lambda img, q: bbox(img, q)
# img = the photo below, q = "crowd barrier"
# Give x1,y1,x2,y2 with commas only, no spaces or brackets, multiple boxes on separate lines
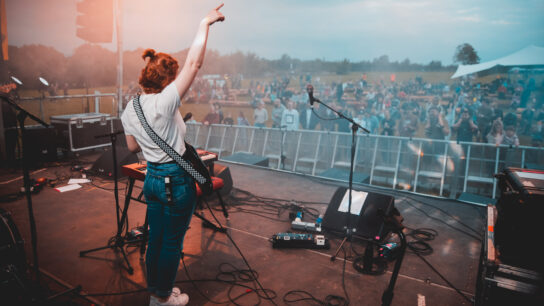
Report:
9,93,543,203
185,122,544,202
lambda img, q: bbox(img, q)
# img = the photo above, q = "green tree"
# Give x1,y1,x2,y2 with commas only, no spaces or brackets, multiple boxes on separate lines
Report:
336,58,351,75
65,44,116,88
453,43,480,65
427,60,443,71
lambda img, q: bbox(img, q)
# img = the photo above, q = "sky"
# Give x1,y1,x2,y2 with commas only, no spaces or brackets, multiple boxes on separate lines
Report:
5,0,544,65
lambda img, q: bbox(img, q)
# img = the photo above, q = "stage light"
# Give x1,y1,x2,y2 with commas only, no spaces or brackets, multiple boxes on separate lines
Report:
10,76,23,85
39,77,49,86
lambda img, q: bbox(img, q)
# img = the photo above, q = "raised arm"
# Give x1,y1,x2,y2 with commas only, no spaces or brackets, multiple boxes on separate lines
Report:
174,4,225,99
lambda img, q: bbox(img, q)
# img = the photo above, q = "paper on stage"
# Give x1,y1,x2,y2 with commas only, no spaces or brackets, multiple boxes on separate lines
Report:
337,190,368,215
55,184,82,192
68,178,91,184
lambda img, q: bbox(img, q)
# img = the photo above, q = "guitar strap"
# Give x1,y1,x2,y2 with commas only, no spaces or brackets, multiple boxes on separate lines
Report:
132,94,213,195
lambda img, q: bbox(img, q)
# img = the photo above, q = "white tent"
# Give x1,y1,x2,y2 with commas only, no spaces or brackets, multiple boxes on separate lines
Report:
451,45,544,79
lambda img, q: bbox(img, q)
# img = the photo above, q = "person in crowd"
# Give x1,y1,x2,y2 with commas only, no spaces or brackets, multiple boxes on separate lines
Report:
425,105,450,140
352,110,369,134
398,106,419,138
476,98,494,142
355,108,379,134
519,100,535,136
380,109,396,136
271,99,285,128
335,104,352,133
336,82,344,103
452,108,478,142
503,106,518,129
466,96,481,122
281,100,300,131
316,99,336,131
299,103,319,130
63,82,69,96
203,103,221,125
253,100,268,127
237,111,250,126
223,112,234,125
486,118,504,145
502,125,520,146
422,96,443,123
120,5,224,306
367,107,380,134
182,112,196,123
214,102,224,123
497,82,507,99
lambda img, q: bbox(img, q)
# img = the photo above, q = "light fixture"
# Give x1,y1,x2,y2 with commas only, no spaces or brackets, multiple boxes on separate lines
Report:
10,76,23,85
39,77,49,86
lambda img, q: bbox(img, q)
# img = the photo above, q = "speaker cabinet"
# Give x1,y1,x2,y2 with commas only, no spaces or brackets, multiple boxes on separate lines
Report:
91,146,139,178
323,187,395,241
24,125,58,165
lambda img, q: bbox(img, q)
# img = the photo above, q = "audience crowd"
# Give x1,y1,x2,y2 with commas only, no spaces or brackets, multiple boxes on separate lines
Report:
192,73,544,147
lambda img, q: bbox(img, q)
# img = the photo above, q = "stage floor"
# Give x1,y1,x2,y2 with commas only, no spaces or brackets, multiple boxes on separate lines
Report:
0,152,485,305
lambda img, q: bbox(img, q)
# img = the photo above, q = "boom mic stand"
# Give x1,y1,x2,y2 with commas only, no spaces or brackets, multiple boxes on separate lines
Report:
79,131,136,274
305,85,370,261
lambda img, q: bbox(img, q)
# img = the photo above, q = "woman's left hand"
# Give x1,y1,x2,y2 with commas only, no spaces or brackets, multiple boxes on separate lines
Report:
205,3,225,25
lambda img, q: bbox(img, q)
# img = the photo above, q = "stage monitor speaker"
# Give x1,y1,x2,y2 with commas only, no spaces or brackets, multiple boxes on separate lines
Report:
319,168,369,184
91,146,138,178
222,152,269,167
494,167,544,273
323,187,395,242
213,162,233,197
25,125,58,164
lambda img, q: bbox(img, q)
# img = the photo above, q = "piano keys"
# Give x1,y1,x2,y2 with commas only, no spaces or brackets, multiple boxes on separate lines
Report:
121,149,218,181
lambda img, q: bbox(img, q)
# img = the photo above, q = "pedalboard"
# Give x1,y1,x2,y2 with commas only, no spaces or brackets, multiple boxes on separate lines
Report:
290,212,323,233
271,233,330,249
291,219,322,232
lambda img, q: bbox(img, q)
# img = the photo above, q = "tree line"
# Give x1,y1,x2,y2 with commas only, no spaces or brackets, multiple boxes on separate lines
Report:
4,44,458,90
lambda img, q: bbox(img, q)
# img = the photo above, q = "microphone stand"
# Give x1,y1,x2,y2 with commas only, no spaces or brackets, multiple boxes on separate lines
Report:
0,93,82,301
306,87,370,261
279,125,287,170
79,131,136,274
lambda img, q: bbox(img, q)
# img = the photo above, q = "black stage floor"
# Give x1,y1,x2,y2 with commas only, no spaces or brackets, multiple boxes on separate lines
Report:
0,152,486,305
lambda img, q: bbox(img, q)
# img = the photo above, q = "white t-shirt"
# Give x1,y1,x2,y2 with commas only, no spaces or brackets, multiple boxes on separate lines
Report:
253,108,268,124
121,82,186,163
281,109,299,131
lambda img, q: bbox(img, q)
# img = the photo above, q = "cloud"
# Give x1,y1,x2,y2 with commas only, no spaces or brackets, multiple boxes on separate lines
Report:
490,20,518,25
455,15,482,23
456,7,480,14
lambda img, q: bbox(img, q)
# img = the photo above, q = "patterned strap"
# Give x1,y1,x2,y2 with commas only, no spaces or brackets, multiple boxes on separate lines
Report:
132,95,207,184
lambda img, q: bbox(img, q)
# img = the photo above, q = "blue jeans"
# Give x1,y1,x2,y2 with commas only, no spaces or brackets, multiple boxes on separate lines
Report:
143,162,196,297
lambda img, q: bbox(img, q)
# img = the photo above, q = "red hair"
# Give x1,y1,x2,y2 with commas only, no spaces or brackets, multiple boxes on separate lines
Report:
139,49,179,94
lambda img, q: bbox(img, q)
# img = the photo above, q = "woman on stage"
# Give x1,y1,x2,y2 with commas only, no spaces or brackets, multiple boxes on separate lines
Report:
120,4,225,306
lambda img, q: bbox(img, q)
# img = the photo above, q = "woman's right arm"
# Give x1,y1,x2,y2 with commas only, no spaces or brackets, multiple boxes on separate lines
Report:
126,135,141,153
174,4,225,99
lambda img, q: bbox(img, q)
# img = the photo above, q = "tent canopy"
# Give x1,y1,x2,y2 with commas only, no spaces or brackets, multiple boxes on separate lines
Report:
451,45,544,79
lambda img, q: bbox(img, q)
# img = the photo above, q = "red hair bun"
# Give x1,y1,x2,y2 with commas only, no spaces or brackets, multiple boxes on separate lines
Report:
142,49,156,61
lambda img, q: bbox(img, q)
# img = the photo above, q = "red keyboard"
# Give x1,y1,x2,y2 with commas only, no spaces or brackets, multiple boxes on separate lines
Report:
122,149,218,181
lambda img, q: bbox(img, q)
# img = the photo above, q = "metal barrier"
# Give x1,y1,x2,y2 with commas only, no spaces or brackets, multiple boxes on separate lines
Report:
19,93,118,122
185,122,544,201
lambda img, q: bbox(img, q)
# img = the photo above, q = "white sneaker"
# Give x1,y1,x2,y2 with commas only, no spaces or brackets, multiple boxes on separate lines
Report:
149,289,189,306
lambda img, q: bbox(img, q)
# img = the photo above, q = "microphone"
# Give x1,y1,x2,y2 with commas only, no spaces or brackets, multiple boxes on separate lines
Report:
306,84,314,106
